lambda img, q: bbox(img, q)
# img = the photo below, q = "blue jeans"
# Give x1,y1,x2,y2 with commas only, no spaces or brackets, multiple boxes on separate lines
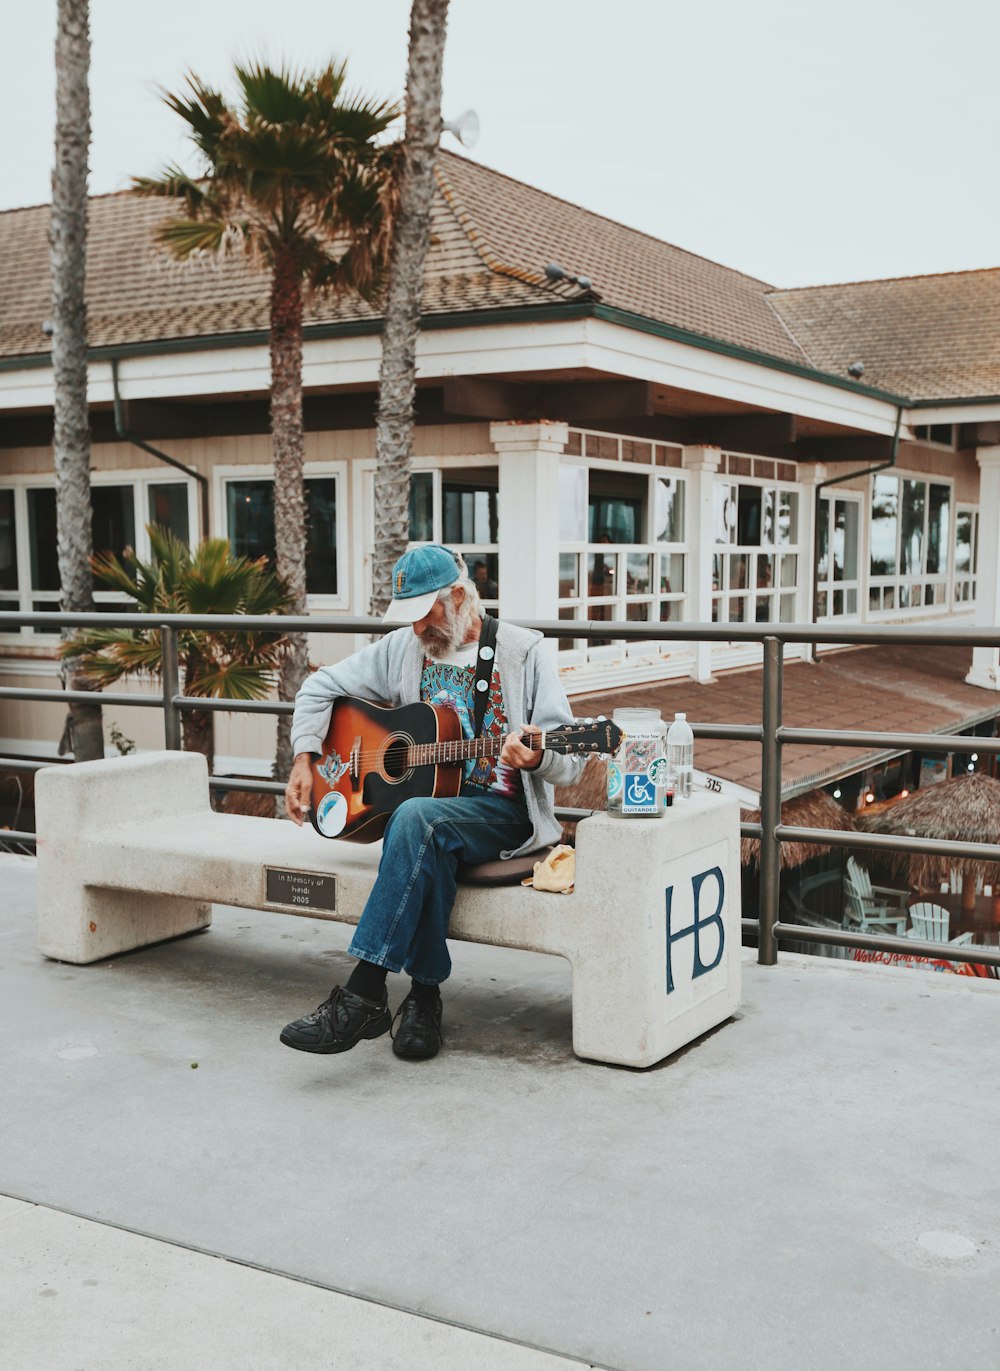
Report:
347,793,533,985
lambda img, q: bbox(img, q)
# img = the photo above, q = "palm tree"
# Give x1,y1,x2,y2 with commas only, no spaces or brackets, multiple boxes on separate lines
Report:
370,0,451,614
51,0,103,761
61,526,292,784
133,61,399,791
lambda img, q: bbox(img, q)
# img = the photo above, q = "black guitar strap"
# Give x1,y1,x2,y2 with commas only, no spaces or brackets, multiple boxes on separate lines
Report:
472,614,499,739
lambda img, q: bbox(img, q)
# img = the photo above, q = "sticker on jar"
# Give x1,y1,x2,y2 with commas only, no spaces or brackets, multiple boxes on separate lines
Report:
606,762,623,799
622,772,658,814
648,757,672,787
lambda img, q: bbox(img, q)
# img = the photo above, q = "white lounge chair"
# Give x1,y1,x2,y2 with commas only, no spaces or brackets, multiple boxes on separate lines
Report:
907,901,975,946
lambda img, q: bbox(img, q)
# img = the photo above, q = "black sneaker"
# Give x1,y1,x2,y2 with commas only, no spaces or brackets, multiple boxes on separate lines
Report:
391,992,443,1060
280,985,391,1054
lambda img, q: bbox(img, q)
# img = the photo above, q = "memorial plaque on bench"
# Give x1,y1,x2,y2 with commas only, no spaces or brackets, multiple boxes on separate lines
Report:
264,867,338,914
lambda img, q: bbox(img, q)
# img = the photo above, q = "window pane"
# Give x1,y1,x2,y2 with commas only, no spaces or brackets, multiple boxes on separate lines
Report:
588,468,644,543
779,593,795,622
871,474,898,575
28,488,59,591
470,555,499,600
926,484,950,575
91,486,136,583
736,485,763,545
626,553,652,594
558,605,579,652
660,552,684,594
817,503,829,579
408,473,433,542
955,511,972,573
713,482,735,544
777,490,798,545
305,478,338,595
148,484,190,545
780,555,797,589
833,500,859,581
443,479,498,544
900,480,926,575
756,554,773,591
0,490,17,590
559,466,587,541
559,552,578,598
654,477,684,543
761,488,775,545
227,480,275,563
587,550,615,595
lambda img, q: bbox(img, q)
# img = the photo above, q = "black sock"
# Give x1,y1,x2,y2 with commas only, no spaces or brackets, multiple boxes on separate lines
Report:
346,960,388,1002
409,979,440,1007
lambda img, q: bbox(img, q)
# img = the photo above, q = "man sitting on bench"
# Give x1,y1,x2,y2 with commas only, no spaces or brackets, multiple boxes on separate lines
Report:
280,544,584,1061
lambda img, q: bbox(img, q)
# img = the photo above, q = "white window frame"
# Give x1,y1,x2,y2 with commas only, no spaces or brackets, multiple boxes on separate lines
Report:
556,451,689,668
0,469,198,643
215,461,350,611
358,455,500,615
867,470,953,616
817,491,863,622
711,468,802,628
953,504,979,607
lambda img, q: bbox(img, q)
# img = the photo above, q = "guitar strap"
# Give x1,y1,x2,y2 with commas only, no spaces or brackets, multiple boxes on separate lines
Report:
472,614,499,739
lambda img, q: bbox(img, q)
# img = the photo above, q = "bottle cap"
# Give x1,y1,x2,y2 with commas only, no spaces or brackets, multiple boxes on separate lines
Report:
675,712,686,721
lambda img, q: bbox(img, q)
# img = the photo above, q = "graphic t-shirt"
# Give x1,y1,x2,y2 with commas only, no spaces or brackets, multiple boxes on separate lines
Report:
420,643,524,801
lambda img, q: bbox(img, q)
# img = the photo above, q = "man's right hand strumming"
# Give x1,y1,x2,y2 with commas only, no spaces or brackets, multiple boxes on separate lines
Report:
285,753,314,826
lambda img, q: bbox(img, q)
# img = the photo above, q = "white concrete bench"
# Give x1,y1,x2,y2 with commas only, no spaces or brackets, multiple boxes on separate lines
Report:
35,751,742,1068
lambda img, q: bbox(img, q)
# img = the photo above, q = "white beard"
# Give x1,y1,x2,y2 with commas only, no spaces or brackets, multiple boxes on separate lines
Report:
419,596,469,660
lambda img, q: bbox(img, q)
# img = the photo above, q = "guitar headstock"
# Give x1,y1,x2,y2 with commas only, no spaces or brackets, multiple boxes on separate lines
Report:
543,716,623,757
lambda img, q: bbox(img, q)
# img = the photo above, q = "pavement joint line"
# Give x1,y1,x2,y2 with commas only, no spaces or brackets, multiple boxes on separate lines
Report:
0,1190,615,1371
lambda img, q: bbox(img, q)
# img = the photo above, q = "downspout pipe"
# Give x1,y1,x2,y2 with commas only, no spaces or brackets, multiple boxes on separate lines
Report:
111,358,210,541
811,402,904,645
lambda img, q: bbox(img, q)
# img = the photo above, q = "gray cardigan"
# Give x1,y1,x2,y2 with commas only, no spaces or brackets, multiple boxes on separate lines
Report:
290,621,586,857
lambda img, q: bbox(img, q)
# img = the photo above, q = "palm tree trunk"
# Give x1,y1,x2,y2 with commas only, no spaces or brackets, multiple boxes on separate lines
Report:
270,246,308,800
370,0,450,615
51,0,103,761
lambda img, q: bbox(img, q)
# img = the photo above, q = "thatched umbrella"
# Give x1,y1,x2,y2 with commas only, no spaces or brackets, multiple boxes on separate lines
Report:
855,772,1000,903
741,788,856,869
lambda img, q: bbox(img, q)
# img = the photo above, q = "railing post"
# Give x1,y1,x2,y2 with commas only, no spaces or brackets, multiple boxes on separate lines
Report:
758,636,783,965
161,625,181,751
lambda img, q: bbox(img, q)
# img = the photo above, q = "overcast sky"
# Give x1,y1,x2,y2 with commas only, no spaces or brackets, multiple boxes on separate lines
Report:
5,0,998,288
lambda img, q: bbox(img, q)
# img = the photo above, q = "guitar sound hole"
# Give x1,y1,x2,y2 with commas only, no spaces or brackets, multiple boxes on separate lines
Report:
381,737,410,781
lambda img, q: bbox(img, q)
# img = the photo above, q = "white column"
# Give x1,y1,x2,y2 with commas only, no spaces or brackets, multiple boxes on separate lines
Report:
492,421,567,631
965,446,1000,690
682,445,721,683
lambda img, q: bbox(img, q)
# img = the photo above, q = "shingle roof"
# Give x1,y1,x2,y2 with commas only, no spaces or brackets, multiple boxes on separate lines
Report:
1,149,997,402
768,270,1000,402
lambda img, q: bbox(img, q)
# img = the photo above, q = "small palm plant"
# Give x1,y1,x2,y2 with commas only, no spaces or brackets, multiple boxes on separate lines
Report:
61,526,292,780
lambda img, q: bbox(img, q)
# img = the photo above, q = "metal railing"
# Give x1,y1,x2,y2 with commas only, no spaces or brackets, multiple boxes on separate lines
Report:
3,609,1000,972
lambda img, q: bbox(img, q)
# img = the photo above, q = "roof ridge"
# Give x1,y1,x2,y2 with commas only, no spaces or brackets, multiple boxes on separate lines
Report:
770,264,1000,295
0,186,142,218
436,148,780,292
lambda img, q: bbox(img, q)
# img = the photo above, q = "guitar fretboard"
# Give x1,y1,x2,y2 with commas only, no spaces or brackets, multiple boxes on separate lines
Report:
406,736,541,768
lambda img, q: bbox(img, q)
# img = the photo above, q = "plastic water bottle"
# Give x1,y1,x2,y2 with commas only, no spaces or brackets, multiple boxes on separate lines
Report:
667,712,694,799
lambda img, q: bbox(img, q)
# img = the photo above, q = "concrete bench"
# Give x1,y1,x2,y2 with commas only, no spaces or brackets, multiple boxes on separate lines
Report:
35,751,742,1068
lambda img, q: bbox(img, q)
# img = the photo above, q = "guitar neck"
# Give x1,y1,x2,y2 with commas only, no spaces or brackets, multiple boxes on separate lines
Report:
408,734,542,768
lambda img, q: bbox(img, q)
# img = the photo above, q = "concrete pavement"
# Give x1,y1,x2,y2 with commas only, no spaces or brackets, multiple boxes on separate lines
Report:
2,853,1000,1370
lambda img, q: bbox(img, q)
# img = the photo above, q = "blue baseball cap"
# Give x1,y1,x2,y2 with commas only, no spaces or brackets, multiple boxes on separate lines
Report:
382,544,464,623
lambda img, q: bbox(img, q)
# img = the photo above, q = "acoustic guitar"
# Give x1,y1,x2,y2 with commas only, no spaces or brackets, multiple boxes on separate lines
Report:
309,696,623,843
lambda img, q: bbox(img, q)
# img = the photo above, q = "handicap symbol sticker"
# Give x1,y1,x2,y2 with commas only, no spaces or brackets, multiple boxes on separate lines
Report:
622,771,658,815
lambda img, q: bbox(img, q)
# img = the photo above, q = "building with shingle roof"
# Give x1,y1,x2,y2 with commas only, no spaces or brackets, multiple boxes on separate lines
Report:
2,149,999,796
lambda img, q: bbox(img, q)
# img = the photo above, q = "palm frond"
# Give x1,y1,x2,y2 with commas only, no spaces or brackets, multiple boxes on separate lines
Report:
235,61,312,126
186,664,279,700
159,75,230,161
131,166,209,218
156,217,234,259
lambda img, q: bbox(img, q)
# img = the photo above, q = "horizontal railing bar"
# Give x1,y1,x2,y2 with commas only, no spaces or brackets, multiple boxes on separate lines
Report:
691,723,764,741
779,726,1000,754
0,686,164,708
740,822,763,838
173,696,294,715
3,609,1000,648
776,824,1000,863
0,831,38,845
773,921,1000,968
209,777,284,795
0,756,69,772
